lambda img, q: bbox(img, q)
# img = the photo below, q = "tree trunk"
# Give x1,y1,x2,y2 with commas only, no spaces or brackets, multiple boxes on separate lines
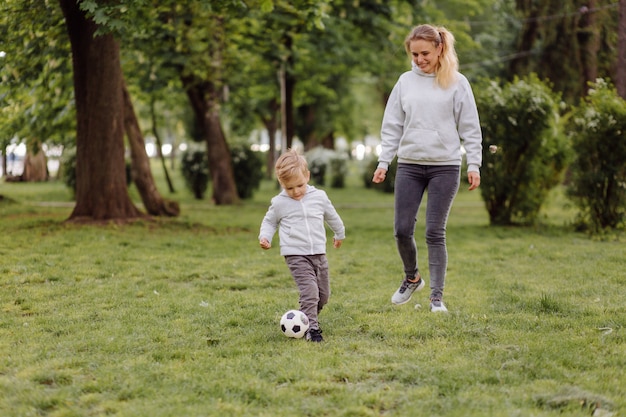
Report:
299,104,318,151
1,150,6,178
22,147,48,182
285,57,296,150
617,0,626,98
122,81,180,217
261,99,279,179
59,0,143,222
509,2,540,78
183,78,239,205
149,94,175,194
578,0,600,95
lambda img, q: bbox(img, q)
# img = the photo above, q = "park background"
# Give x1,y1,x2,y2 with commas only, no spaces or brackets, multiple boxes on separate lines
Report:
1,1,626,416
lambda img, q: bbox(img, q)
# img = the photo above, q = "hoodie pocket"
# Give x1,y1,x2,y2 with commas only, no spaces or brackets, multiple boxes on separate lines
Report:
397,128,453,161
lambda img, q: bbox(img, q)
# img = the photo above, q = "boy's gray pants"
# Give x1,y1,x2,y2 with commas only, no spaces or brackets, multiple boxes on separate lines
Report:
284,254,329,331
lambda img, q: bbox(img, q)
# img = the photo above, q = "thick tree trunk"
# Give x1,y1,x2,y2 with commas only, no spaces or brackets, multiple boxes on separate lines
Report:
22,148,48,182
578,0,600,95
59,0,143,222
183,78,239,205
617,0,626,98
509,2,540,78
122,82,180,217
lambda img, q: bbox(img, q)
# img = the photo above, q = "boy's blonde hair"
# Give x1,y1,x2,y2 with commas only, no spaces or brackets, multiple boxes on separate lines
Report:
275,149,308,183
404,24,458,89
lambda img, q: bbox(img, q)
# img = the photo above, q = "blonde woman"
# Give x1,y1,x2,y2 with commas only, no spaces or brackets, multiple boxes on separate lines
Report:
372,24,483,312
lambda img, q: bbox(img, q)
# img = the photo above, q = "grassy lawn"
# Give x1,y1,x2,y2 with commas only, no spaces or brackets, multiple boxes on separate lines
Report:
0,163,624,417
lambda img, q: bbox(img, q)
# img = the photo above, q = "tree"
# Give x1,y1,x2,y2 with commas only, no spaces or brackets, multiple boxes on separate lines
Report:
59,0,143,221
122,81,180,216
509,0,620,102
0,0,75,180
617,0,626,98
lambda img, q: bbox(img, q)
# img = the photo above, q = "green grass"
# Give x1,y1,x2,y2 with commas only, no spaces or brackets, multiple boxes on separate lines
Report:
1,164,624,417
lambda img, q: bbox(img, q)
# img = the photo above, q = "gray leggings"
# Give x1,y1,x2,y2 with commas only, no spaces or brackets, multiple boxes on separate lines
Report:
284,254,329,331
394,164,460,300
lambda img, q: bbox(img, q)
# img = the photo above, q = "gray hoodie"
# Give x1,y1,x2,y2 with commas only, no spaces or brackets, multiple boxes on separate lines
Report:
259,185,345,256
378,64,482,173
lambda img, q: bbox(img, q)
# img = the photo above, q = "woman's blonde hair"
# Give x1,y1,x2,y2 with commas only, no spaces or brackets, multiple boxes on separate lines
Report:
275,148,308,183
404,24,458,89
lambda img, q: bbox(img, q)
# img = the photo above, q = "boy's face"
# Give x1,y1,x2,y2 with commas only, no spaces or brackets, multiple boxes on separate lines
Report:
279,171,310,201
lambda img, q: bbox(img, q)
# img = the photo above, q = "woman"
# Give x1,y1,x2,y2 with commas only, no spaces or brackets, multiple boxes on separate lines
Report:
372,24,482,312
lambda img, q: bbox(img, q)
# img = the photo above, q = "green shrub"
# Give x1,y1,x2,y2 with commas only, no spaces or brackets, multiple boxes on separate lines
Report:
565,79,626,233
61,147,77,194
329,155,348,188
182,145,264,200
306,147,330,186
181,150,210,200
305,147,348,189
231,144,264,199
475,74,570,225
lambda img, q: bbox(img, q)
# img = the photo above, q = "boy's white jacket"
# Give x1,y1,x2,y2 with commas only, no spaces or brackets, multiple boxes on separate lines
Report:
259,185,345,256
378,63,483,173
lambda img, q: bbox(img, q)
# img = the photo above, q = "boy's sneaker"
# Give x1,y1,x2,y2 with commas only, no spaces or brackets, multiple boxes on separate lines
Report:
430,298,448,313
306,328,323,342
391,274,425,305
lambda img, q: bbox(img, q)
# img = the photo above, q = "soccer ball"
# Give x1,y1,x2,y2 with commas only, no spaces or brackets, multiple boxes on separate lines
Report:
280,310,309,338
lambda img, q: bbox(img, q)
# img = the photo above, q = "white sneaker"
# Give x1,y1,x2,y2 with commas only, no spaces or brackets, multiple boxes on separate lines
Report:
430,298,448,312
391,275,425,305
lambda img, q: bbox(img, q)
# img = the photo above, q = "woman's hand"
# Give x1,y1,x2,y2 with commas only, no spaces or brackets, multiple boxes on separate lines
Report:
372,168,387,184
468,171,481,191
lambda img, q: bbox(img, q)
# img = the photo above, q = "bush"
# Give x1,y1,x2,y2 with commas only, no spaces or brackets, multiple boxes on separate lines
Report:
61,147,77,193
475,74,570,225
230,145,264,199
565,79,626,233
305,147,348,189
181,145,264,201
181,150,210,200
329,155,348,188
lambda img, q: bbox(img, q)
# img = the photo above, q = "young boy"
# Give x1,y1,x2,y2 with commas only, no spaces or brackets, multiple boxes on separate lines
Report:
259,149,345,342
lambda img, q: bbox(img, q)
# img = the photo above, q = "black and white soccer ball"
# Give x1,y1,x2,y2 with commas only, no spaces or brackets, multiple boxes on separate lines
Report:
280,310,309,338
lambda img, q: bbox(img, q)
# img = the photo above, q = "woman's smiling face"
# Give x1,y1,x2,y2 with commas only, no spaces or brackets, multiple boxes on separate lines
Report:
409,39,442,74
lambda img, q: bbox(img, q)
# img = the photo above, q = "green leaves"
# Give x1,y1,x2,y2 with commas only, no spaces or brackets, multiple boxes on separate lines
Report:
475,74,569,225
566,79,626,232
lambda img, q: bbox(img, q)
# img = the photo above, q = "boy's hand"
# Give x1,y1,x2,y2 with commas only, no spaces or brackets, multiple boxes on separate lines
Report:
333,238,343,249
259,238,271,250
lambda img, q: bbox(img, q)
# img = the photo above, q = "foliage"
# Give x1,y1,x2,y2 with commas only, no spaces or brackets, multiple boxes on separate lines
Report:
304,147,348,188
0,178,625,416
60,147,77,194
230,144,264,199
475,73,570,225
180,149,210,200
508,0,620,103
0,0,75,151
180,142,264,201
329,155,349,188
565,79,626,233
